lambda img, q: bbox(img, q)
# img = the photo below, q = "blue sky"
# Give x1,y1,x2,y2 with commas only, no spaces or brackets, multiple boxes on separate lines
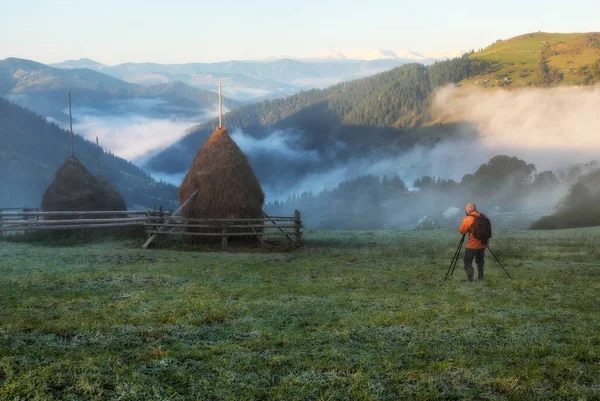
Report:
0,0,598,64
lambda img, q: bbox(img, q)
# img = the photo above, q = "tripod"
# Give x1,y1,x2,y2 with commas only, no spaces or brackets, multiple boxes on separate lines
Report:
444,234,465,281
487,246,512,279
444,235,512,281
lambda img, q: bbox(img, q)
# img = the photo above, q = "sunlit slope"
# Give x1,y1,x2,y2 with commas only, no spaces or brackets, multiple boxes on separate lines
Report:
462,32,600,87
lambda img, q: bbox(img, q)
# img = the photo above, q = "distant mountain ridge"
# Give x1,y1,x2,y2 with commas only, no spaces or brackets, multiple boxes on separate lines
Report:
51,58,104,69
303,49,462,62
0,58,240,122
49,56,444,101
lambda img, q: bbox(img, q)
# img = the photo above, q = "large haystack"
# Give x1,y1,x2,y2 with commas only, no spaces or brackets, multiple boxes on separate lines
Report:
179,127,264,237
97,176,127,211
41,157,126,213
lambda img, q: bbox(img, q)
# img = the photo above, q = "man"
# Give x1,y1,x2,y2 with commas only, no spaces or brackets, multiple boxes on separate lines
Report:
458,203,488,282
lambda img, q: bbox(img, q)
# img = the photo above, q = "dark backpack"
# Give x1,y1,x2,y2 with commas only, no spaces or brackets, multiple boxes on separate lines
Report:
471,214,492,244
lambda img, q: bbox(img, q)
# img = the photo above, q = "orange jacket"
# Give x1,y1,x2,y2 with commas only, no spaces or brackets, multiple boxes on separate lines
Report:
459,211,488,249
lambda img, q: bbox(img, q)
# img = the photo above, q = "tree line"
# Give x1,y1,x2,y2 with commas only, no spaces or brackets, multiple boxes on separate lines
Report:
266,155,598,230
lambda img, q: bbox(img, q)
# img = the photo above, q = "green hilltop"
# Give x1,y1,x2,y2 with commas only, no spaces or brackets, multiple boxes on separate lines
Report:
462,32,600,87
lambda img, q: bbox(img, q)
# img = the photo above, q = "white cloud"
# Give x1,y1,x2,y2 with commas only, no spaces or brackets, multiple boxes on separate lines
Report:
74,115,197,161
231,129,320,162
65,99,218,162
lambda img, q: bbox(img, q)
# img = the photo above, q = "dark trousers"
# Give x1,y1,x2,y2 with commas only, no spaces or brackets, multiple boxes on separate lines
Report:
464,248,485,280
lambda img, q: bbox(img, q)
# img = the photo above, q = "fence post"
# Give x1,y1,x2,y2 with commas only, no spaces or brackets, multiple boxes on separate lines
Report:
145,212,151,240
221,227,228,251
294,209,302,246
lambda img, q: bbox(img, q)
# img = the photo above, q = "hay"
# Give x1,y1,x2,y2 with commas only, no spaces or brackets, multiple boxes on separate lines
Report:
41,157,126,214
178,128,264,241
97,176,127,211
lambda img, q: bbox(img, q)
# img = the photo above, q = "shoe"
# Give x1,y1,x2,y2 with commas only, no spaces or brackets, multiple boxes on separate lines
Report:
460,279,473,282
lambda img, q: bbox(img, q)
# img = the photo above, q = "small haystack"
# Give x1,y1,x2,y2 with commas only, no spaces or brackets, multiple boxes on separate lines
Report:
41,157,126,213
179,127,264,239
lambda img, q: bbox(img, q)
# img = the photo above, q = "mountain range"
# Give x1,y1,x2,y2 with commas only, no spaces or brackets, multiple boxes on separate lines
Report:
50,55,435,102
0,58,240,124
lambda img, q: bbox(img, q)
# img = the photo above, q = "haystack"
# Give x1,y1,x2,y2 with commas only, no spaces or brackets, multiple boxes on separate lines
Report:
97,176,127,211
41,157,126,214
179,127,264,240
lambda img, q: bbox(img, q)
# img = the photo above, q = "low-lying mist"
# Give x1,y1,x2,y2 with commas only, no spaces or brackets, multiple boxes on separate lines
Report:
129,85,600,229
433,85,600,171
264,85,600,227
64,99,221,163
259,86,600,204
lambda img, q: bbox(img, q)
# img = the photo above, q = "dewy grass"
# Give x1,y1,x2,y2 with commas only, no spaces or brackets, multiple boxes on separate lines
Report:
1,228,599,400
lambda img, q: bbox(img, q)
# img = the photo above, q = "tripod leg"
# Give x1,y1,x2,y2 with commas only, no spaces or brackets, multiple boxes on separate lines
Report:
487,246,512,279
444,245,459,281
444,234,465,281
444,252,457,281
450,238,464,277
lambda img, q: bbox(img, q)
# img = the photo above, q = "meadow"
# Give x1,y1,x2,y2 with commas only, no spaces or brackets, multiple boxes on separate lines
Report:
1,228,599,400
462,32,600,87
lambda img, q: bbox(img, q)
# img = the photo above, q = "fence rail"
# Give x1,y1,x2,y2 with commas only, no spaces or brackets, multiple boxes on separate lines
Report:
0,208,303,248
0,210,148,217
146,217,296,222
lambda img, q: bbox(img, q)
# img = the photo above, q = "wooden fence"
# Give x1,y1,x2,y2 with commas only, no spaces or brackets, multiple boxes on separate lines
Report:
0,209,302,249
0,208,41,236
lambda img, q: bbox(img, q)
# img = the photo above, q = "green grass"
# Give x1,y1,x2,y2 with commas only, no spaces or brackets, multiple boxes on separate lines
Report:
1,228,600,400
462,32,600,87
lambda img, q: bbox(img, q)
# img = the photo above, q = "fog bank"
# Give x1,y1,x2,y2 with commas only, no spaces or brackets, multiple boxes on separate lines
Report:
433,85,600,171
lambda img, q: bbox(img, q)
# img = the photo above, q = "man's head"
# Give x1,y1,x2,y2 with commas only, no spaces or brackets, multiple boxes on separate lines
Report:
466,203,477,214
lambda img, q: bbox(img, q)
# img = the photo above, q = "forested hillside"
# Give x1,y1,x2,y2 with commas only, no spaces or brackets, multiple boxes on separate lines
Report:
149,32,600,179
158,53,485,133
147,54,490,175
0,99,177,208
147,32,600,210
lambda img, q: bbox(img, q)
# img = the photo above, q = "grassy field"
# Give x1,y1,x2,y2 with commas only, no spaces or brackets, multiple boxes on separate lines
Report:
461,32,600,87
1,228,599,400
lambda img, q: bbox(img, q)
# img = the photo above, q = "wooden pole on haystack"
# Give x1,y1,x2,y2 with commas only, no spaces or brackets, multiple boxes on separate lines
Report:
96,137,100,176
218,80,222,129
68,89,74,158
